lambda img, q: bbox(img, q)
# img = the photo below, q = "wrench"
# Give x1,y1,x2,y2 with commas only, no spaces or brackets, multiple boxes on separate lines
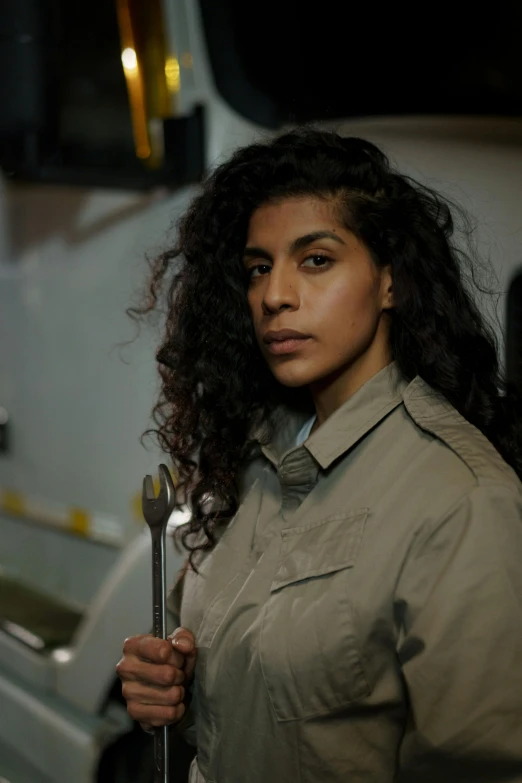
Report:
142,463,176,783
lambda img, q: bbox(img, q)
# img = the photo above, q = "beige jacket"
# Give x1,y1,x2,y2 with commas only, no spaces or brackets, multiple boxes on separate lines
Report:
168,362,522,783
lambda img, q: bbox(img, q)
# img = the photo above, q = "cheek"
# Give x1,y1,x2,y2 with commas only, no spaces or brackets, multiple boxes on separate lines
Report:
247,292,263,338
246,289,256,315
314,277,379,329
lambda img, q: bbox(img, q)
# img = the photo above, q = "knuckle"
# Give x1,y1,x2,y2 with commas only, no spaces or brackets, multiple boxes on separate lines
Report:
156,640,171,662
169,685,182,704
161,665,176,687
146,638,166,663
122,636,138,654
141,637,155,654
115,660,128,679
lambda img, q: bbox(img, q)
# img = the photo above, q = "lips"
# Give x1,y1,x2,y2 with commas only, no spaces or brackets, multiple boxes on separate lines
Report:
265,336,311,355
263,329,310,344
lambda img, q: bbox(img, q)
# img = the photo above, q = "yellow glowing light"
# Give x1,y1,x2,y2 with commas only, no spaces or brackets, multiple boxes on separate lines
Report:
136,144,150,159
181,52,193,69
165,56,180,93
121,47,138,71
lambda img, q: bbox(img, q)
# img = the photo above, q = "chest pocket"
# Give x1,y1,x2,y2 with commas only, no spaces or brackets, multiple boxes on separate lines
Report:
259,508,370,721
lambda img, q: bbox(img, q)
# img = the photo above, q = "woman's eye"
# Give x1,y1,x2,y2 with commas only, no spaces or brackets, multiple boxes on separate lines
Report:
248,255,331,280
302,254,331,269
248,264,270,279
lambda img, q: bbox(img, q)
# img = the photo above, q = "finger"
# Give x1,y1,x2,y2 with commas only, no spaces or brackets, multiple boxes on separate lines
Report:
127,701,185,727
169,627,196,655
131,640,185,670
122,682,185,707
122,634,175,665
182,646,197,683
136,636,179,665
122,634,151,657
117,659,185,688
169,628,197,682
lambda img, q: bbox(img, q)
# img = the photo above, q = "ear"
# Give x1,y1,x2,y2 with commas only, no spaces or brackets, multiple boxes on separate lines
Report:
381,265,394,309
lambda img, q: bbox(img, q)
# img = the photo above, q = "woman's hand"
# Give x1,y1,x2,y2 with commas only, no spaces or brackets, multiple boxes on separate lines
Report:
116,627,196,731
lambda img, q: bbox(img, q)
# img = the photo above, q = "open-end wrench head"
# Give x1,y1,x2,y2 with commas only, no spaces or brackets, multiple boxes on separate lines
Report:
143,474,155,502
142,463,176,528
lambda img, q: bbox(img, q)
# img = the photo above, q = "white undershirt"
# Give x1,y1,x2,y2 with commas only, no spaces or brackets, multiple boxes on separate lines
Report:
295,414,317,447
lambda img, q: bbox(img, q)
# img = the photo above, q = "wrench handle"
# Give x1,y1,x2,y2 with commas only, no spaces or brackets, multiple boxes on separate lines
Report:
151,528,169,782
154,726,169,783
151,530,167,639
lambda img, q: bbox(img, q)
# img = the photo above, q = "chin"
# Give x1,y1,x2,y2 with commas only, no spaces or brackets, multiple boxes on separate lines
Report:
271,367,323,389
275,377,309,389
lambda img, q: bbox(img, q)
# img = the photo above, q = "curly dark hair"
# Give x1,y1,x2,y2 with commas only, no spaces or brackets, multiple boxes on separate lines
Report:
132,127,522,564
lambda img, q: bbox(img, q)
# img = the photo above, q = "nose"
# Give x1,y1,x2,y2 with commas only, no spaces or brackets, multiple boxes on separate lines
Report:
261,263,299,314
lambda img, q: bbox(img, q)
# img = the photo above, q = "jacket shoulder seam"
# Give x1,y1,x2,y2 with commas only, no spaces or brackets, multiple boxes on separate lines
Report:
402,379,519,491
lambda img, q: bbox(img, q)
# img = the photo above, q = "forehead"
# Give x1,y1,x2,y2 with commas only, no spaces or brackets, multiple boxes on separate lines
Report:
247,197,341,239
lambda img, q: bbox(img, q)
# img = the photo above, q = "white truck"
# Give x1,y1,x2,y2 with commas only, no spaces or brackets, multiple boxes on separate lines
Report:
0,2,521,781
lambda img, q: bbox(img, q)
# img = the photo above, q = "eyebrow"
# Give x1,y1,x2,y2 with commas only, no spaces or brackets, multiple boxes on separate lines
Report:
243,231,346,262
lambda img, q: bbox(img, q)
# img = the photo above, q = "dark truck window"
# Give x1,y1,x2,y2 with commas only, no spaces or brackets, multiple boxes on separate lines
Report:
200,0,522,127
506,272,522,388
56,0,135,173
0,0,203,188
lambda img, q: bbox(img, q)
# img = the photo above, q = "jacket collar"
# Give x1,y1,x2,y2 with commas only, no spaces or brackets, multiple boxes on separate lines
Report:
251,361,411,470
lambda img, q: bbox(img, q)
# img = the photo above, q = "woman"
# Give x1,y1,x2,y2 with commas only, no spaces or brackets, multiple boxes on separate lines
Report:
117,128,522,782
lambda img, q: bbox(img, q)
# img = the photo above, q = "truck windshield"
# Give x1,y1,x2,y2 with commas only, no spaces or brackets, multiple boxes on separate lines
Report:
199,0,522,127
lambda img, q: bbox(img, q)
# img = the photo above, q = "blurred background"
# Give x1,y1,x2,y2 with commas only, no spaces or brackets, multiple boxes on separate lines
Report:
0,1,521,781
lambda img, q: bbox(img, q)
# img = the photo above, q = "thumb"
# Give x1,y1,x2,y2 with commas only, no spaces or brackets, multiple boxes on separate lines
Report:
169,626,195,654
169,627,197,681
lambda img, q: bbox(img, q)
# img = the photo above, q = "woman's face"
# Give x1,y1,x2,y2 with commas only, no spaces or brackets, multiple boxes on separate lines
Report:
244,196,394,414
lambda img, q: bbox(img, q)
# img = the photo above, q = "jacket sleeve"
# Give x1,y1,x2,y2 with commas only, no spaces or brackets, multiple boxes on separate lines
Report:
166,561,197,747
395,483,522,782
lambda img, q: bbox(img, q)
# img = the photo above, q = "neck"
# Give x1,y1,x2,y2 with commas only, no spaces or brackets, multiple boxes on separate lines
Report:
309,349,393,431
